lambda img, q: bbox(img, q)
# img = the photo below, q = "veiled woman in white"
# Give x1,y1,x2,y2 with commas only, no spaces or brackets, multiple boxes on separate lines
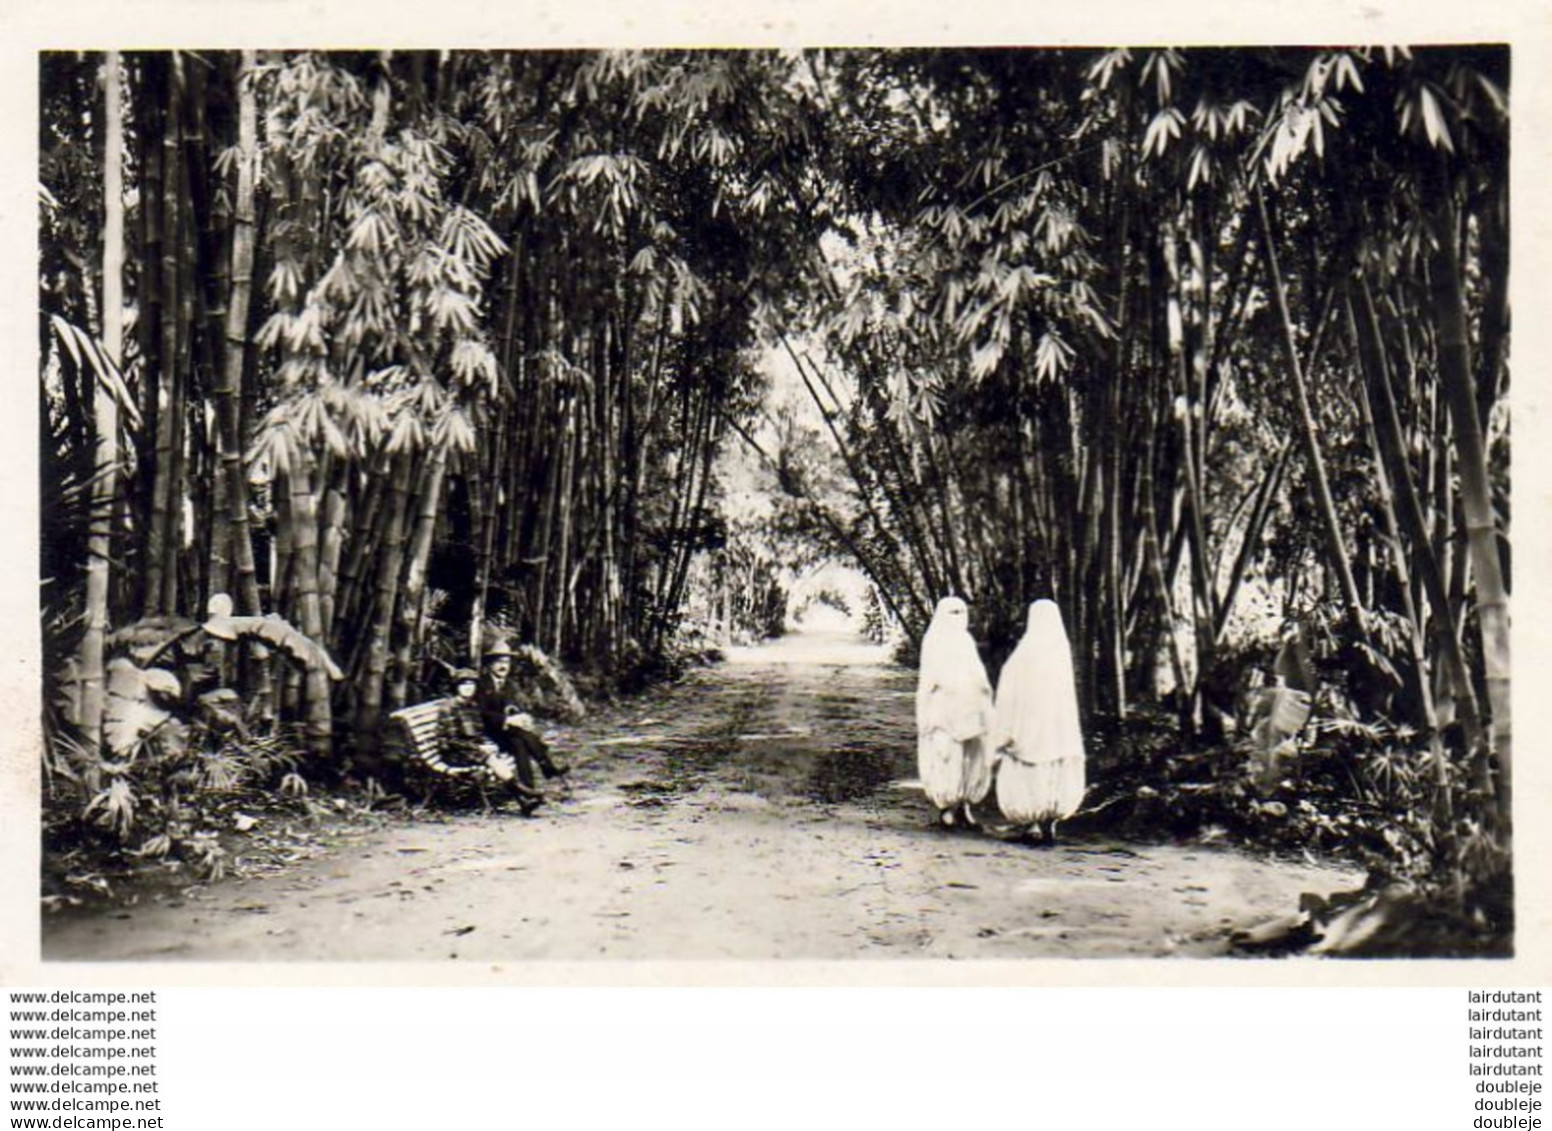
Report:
992,599,1086,844
915,596,995,828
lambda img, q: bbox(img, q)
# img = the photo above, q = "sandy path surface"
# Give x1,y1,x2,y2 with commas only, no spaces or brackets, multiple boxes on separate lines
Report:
43,630,1362,962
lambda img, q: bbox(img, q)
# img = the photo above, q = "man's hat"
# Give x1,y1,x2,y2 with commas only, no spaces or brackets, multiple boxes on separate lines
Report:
482,639,517,663
452,667,479,683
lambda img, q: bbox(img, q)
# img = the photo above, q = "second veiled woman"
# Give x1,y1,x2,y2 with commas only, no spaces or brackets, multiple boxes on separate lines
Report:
915,596,995,828
992,599,1086,844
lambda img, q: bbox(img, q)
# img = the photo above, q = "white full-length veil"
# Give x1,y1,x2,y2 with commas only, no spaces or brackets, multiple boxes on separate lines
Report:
916,597,992,742
993,599,1083,768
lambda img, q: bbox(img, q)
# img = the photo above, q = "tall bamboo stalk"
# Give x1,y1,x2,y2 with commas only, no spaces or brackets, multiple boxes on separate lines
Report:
132,54,165,607
354,452,413,752
333,466,387,658
1351,282,1485,763
390,445,448,707
181,54,225,613
1161,226,1217,710
318,472,348,627
145,56,184,616
76,51,124,746
1349,313,1450,817
1254,186,1366,632
1425,170,1511,824
283,451,332,756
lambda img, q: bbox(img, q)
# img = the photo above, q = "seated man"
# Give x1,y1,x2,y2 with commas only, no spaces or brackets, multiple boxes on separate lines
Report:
478,641,571,793
441,667,544,816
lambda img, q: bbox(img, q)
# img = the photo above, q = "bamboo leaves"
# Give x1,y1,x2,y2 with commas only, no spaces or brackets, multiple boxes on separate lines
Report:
439,205,508,269
448,339,499,395
1401,83,1456,154
1033,331,1074,385
48,315,142,430
1142,107,1184,159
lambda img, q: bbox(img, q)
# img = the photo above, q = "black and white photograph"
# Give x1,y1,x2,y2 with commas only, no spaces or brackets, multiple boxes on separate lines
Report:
29,41,1524,967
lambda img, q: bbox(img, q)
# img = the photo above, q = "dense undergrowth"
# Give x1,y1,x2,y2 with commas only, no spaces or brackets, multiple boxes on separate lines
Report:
40,615,603,909
1076,707,1511,957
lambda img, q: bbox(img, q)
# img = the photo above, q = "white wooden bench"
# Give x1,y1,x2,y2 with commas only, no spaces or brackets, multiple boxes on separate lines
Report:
386,698,506,808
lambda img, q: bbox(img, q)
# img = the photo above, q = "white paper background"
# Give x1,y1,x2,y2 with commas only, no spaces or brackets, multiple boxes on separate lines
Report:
2,2,1549,1119
22,987,1477,1127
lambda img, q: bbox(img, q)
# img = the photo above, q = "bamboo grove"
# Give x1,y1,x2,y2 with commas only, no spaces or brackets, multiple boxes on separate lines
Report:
43,50,817,766
762,48,1509,839
42,49,1509,875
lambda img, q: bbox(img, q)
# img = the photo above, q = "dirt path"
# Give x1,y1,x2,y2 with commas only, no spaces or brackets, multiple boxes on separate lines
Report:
43,629,1362,962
